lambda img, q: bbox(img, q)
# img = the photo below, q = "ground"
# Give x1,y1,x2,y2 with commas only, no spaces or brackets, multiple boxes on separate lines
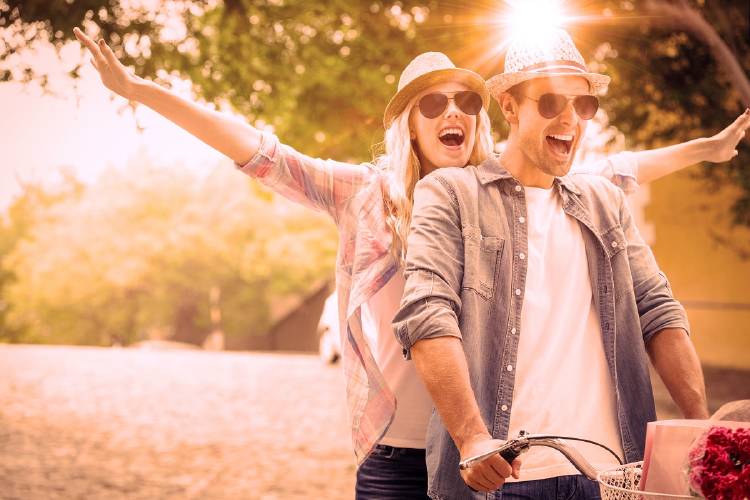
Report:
0,345,747,499
0,345,355,500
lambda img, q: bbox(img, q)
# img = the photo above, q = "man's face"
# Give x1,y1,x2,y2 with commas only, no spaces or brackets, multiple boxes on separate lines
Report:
409,82,478,177
514,76,592,177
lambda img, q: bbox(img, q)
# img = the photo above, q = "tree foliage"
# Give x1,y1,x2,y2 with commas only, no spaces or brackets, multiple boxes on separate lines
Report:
2,1,747,223
2,159,337,345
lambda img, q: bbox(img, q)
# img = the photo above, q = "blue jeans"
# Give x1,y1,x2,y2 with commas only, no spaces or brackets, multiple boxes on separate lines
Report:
355,445,430,500
493,475,601,500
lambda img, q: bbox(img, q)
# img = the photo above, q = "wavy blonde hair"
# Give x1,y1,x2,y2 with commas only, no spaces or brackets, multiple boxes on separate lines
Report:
375,98,494,262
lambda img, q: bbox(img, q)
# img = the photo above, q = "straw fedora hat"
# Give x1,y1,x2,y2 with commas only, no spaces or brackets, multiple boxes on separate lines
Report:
383,52,490,128
486,29,610,100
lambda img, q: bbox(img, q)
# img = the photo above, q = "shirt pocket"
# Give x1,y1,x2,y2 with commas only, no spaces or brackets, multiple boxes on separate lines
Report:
601,224,631,298
462,228,504,301
601,224,627,259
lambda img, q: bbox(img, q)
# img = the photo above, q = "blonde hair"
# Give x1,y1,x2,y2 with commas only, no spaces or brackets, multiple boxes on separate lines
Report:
376,99,494,262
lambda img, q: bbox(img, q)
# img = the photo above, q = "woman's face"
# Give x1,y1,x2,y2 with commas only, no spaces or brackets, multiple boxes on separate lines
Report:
409,81,478,177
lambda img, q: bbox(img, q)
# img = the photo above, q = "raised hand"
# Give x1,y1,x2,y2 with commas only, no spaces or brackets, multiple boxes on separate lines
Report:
703,109,750,163
73,26,141,100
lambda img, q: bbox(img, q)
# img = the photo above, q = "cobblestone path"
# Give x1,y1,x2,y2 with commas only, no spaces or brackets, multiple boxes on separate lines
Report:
0,345,355,500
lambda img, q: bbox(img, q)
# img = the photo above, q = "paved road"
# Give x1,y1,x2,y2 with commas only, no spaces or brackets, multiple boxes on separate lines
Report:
0,345,355,500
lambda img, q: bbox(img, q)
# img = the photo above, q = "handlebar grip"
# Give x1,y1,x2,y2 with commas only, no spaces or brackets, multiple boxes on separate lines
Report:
500,446,521,463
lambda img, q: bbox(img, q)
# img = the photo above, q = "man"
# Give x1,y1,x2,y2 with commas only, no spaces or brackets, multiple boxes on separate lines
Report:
392,29,708,499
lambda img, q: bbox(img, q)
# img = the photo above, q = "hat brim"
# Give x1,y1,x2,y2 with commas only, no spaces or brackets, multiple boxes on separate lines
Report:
383,68,490,129
486,71,610,101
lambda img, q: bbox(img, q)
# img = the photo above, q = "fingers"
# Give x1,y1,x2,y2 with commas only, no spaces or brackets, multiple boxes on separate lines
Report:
73,27,108,71
730,108,750,132
487,454,512,478
511,457,522,479
461,455,512,493
462,468,501,493
98,38,121,69
741,109,750,133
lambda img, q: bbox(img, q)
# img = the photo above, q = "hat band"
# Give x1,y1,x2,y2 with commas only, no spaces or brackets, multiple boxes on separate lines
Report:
517,59,588,75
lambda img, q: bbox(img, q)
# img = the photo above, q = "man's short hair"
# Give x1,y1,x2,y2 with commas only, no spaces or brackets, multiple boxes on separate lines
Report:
506,82,528,104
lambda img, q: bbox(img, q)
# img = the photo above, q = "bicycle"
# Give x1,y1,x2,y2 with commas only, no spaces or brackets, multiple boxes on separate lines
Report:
459,430,694,499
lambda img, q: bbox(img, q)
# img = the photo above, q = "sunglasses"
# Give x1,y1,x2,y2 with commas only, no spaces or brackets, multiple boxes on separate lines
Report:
523,93,599,120
417,91,484,119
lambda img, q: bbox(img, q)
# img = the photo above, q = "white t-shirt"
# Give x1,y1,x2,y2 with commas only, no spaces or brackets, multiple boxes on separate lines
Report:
506,186,624,482
362,270,433,449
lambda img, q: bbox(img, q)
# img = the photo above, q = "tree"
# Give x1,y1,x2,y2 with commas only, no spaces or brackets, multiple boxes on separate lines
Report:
1,0,431,161
4,156,337,346
587,0,750,225
0,173,84,342
2,0,748,224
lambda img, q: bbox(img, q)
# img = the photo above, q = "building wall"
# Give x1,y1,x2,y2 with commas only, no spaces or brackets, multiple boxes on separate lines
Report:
643,166,750,370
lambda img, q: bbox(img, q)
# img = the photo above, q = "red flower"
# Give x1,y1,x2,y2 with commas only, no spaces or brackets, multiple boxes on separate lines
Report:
688,426,750,499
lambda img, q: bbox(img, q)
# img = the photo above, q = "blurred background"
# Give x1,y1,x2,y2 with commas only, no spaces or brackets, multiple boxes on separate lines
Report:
0,0,748,498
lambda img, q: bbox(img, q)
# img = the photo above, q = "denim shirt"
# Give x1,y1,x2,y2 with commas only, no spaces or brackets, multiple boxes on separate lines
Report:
392,157,689,500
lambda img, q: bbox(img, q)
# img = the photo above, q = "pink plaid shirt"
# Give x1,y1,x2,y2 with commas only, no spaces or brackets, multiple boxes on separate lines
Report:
236,132,638,463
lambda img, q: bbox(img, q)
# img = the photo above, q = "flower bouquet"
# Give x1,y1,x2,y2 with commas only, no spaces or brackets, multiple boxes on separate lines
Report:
686,400,750,499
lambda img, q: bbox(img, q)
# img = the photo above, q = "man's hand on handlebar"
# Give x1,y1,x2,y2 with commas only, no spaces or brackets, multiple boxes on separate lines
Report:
459,435,522,493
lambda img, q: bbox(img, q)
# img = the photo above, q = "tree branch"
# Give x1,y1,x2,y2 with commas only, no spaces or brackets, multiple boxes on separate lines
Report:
643,0,750,107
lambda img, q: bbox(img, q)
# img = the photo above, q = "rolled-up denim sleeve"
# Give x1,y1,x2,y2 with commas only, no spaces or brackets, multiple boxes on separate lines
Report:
619,190,689,342
393,174,464,359
572,151,639,195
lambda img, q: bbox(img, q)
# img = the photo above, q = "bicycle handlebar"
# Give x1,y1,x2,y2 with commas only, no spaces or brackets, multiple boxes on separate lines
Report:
458,430,606,481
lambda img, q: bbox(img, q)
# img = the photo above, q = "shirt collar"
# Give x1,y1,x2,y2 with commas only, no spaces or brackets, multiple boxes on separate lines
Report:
477,156,582,196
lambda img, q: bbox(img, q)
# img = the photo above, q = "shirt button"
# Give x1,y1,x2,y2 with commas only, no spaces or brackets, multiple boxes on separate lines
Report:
514,185,522,192
519,252,525,260
511,327,517,335
507,365,513,372
501,405,508,411
515,289,521,296
518,216,526,224
611,241,618,248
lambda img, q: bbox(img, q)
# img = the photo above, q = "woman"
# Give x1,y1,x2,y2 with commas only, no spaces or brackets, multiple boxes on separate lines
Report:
73,26,749,499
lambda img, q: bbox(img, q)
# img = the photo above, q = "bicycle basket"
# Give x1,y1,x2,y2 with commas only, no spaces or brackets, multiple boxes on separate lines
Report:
597,462,693,500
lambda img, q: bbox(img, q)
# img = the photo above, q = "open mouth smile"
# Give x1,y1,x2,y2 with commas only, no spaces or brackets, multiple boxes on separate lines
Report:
546,133,574,156
438,127,465,147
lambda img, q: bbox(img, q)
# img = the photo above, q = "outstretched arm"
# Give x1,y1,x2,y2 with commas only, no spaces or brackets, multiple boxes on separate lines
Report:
74,26,261,165
74,26,368,217
632,109,750,184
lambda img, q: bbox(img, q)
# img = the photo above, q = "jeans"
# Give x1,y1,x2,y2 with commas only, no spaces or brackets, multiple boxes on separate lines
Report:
355,445,430,500
493,475,601,500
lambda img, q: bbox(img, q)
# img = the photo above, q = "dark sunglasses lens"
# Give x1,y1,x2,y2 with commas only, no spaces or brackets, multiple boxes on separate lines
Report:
455,91,483,115
419,93,448,119
538,94,568,119
573,95,599,119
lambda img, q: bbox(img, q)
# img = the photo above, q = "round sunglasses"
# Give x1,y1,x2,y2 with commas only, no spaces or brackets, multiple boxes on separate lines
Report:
417,91,484,119
523,93,599,120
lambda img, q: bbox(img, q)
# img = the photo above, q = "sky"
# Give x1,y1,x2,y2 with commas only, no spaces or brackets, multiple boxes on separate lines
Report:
0,40,226,210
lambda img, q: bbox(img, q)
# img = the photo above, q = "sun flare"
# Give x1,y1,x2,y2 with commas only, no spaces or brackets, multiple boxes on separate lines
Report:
503,0,570,46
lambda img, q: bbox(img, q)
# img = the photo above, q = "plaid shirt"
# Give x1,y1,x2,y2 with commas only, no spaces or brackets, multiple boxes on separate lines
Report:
236,132,639,464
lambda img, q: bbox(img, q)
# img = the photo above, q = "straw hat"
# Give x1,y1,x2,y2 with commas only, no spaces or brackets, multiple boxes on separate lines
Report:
383,52,490,128
486,29,610,100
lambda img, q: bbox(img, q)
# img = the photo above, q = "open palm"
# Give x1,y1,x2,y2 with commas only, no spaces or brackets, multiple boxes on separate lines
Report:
73,26,140,100
705,110,750,163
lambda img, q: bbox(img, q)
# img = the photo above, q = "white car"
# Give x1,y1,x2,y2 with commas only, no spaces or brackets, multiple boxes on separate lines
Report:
317,292,341,364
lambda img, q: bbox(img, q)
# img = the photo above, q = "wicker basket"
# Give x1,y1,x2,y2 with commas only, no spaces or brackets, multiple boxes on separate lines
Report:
597,461,694,500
